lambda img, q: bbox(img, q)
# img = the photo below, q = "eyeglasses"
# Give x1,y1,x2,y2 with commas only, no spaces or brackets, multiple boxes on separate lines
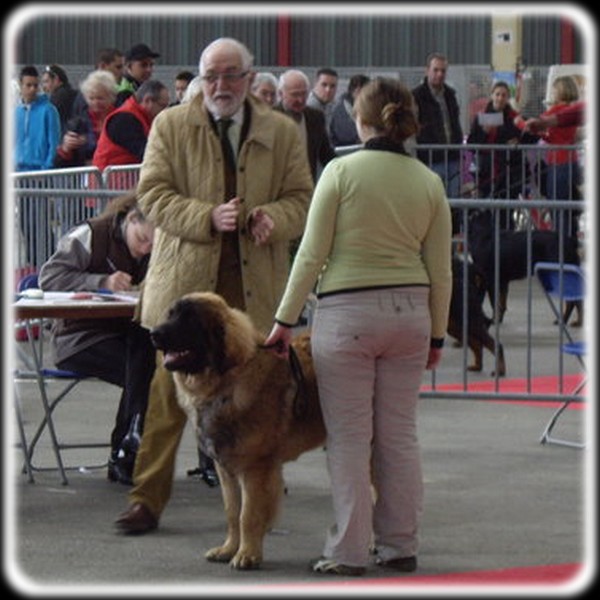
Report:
200,71,249,85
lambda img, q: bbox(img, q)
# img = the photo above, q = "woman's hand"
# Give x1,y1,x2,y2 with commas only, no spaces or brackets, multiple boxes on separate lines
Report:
61,131,86,152
104,271,133,292
425,347,443,370
263,322,293,359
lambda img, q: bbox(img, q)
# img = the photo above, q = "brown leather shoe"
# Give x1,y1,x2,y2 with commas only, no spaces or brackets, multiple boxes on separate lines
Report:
115,503,158,534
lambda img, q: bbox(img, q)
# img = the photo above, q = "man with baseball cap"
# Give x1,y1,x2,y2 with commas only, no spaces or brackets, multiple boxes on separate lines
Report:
116,43,160,106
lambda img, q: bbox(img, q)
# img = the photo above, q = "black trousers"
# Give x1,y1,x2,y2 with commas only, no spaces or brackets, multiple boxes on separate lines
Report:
57,322,156,452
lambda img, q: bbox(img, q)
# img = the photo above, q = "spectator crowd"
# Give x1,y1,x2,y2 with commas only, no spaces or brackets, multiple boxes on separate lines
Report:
14,44,586,219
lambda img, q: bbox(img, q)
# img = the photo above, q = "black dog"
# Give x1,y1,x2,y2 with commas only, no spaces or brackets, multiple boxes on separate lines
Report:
467,209,581,323
447,256,506,376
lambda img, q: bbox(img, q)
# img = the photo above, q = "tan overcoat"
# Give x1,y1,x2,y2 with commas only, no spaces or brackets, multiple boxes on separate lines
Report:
137,94,314,332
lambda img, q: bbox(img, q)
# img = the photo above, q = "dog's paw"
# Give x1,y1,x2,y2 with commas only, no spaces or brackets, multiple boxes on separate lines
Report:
205,545,236,563
229,550,262,570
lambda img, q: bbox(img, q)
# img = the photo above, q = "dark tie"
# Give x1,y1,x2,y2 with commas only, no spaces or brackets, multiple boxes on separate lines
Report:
218,118,235,169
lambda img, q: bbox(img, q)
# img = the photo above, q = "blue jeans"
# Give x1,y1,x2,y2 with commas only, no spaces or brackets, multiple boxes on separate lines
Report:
546,162,581,236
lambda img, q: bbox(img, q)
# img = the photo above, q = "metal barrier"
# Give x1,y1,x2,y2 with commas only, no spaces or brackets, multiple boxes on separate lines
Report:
101,164,142,191
416,144,586,404
11,146,587,403
12,165,140,271
424,197,586,404
416,142,586,238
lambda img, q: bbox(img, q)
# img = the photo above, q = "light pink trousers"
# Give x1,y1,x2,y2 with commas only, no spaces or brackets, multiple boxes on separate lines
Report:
311,286,430,567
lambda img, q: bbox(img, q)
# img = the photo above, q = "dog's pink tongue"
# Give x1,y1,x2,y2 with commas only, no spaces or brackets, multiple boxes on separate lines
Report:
162,350,190,368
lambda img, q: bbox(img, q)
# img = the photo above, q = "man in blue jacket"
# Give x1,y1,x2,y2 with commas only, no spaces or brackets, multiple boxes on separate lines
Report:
14,65,61,266
15,65,61,171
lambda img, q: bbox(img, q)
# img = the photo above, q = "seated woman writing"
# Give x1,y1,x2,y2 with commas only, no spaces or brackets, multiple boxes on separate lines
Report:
39,193,155,485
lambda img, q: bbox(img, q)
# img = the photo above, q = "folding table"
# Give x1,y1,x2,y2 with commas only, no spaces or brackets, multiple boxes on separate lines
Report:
14,292,137,483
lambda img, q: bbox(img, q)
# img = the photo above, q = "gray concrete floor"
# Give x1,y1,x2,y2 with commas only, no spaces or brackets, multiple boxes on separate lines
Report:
6,279,592,596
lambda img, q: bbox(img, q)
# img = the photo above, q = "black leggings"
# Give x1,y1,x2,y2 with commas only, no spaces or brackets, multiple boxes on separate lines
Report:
57,322,156,452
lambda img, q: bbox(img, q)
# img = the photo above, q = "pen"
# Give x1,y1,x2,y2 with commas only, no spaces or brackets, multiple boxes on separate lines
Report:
106,258,118,273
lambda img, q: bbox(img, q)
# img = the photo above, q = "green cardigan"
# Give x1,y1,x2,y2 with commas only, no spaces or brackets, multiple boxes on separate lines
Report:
275,146,453,341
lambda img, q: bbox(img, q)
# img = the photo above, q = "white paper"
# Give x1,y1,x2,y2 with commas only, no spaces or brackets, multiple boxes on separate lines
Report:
477,112,504,127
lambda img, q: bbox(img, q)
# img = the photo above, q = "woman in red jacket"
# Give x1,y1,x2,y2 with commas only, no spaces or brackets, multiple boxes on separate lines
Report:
540,76,582,236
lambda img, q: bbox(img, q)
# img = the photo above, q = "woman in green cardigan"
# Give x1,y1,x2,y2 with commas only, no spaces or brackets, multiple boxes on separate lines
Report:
265,77,453,576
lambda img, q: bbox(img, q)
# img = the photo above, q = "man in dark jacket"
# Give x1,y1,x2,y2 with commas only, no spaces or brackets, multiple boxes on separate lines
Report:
41,64,78,134
276,68,337,183
329,74,370,147
412,53,463,232
116,43,160,106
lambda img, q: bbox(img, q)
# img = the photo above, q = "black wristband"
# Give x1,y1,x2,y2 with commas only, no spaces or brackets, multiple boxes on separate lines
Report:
430,337,444,349
275,319,295,328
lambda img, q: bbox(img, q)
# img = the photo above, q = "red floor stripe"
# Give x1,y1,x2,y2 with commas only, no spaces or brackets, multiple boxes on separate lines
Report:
365,562,584,585
422,374,586,407
271,563,584,589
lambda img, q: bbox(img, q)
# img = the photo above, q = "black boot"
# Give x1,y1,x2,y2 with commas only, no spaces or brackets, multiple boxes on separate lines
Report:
120,413,142,456
186,449,219,487
107,450,135,486
200,458,219,487
108,414,142,486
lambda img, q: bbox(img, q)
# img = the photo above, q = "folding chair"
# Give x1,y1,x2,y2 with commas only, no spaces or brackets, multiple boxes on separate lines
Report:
534,262,586,448
14,274,111,484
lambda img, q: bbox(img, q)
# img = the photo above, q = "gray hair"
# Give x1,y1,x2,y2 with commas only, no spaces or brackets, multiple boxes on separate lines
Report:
278,69,310,92
198,38,254,75
252,71,278,91
135,79,167,102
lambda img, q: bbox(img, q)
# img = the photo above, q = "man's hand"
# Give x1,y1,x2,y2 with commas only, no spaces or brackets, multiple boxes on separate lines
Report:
249,208,274,245
211,197,241,232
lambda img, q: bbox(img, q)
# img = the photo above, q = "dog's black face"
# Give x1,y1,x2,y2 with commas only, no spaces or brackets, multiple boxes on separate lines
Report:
150,297,227,374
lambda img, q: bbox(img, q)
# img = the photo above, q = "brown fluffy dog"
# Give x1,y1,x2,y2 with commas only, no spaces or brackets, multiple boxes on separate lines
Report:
150,292,326,570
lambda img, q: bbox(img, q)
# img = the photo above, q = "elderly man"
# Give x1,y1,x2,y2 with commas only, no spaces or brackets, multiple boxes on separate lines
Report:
115,37,313,534
276,69,336,182
93,79,169,170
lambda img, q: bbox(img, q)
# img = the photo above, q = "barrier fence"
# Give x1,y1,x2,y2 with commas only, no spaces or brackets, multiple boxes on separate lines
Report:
12,164,142,271
12,144,587,402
